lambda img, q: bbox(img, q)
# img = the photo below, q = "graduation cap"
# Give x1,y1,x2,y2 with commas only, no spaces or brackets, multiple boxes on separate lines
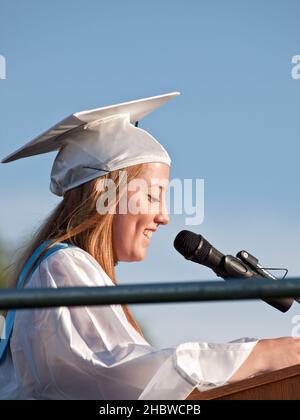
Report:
1,92,180,196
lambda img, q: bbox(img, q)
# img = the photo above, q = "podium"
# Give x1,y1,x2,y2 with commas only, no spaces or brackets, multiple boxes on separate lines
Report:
187,364,300,400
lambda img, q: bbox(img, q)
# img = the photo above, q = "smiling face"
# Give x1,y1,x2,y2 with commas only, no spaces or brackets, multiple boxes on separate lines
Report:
112,163,170,262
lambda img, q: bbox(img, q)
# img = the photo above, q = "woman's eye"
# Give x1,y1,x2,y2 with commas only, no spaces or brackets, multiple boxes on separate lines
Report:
148,194,160,203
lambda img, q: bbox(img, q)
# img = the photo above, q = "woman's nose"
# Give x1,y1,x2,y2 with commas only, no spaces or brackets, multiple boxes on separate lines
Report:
154,202,169,225
157,212,169,225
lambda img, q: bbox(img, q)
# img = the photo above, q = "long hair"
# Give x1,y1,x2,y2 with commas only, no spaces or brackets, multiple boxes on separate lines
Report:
7,163,146,337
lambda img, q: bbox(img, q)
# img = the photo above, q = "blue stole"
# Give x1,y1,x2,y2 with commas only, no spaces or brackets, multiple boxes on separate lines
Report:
0,240,74,363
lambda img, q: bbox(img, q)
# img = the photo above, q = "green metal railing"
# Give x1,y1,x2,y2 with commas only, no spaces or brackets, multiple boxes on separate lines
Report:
0,277,299,309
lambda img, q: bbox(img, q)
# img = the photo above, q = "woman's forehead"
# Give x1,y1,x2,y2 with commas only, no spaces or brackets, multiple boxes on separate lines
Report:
137,165,169,188
138,162,170,177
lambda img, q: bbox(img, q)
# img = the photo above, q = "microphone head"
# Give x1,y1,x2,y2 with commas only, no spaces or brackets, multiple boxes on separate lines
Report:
173,230,201,259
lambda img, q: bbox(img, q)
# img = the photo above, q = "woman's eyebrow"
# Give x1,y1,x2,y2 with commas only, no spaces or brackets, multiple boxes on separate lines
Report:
149,184,166,192
149,179,169,188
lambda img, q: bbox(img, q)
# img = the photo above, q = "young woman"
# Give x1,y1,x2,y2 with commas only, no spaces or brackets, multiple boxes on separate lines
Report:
0,93,299,400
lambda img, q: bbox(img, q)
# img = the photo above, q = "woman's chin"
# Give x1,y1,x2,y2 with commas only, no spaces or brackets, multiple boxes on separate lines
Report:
119,250,147,262
132,253,147,262
131,248,147,262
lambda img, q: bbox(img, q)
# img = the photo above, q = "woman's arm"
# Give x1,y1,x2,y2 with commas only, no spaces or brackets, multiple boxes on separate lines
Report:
228,337,300,383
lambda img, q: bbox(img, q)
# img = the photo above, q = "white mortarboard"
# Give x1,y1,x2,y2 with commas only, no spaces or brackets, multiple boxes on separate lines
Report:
1,92,180,197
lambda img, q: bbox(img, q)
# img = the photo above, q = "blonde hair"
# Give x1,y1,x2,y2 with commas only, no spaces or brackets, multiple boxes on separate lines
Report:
7,163,146,337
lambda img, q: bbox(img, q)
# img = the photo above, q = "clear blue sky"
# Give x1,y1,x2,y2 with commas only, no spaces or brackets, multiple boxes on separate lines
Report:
0,0,299,346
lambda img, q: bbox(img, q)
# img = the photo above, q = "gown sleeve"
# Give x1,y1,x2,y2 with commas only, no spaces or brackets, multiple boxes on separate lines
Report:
10,247,258,400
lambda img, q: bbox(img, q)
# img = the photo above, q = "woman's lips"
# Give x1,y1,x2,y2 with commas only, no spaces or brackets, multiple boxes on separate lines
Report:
143,229,153,240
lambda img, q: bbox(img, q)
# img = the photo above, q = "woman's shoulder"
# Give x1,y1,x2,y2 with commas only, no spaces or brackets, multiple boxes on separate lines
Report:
28,245,114,288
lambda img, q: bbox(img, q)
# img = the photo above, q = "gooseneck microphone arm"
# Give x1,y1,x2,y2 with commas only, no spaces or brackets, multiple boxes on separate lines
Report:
173,230,294,313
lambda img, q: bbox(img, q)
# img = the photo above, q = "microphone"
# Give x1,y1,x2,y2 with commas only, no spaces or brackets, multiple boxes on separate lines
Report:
173,230,294,312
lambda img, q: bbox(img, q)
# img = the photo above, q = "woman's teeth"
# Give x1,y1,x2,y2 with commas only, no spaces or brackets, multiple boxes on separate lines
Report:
143,229,153,239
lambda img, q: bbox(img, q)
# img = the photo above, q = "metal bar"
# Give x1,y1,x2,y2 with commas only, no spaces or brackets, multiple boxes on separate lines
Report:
0,277,299,309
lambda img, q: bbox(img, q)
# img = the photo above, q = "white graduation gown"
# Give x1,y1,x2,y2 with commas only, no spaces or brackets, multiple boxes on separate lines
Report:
0,246,258,400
